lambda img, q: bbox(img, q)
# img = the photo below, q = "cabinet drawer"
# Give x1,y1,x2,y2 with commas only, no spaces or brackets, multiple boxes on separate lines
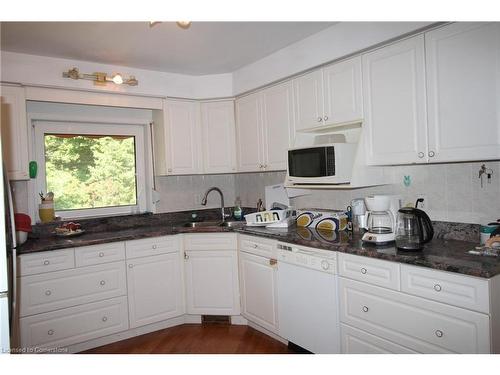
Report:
19,261,127,317
339,278,490,353
341,324,417,354
75,242,125,267
239,235,277,258
126,235,181,259
184,233,237,251
20,296,129,349
18,249,75,276
338,253,400,290
401,265,490,313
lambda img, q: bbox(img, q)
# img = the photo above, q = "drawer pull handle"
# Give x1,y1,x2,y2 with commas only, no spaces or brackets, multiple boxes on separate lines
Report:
43,260,50,266
128,264,134,269
98,252,105,257
362,306,369,313
102,316,108,322
434,284,442,292
435,330,443,338
360,268,367,274
45,290,52,296
100,280,106,286
152,245,157,249
47,329,54,336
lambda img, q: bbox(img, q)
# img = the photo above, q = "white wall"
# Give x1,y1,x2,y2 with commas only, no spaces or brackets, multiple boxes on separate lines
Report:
231,22,434,95
0,51,233,99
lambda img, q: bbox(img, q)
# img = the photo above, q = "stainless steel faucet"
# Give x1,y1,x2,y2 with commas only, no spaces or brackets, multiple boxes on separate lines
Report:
201,187,228,222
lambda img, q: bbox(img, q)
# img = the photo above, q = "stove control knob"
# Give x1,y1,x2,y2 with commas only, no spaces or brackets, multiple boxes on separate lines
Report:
321,260,330,270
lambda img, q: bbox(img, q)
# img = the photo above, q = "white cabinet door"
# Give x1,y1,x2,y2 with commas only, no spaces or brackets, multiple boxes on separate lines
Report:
127,253,184,328
185,250,240,315
293,70,324,131
323,56,363,125
362,35,428,165
239,252,278,333
235,92,263,172
0,85,29,180
164,99,201,175
261,81,294,171
425,22,500,162
201,100,237,174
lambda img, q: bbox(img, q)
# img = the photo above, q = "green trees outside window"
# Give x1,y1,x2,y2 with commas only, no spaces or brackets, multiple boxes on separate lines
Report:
44,134,137,211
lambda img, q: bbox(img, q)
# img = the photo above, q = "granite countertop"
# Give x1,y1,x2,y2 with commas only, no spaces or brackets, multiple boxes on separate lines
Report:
17,214,500,279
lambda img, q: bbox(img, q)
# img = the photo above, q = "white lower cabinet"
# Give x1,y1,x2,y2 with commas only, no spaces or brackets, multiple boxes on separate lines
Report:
239,251,279,333
20,296,129,350
126,252,184,328
341,324,417,354
339,277,490,353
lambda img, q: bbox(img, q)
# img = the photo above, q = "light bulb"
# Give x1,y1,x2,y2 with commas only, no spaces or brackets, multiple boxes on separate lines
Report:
176,21,191,29
112,74,123,85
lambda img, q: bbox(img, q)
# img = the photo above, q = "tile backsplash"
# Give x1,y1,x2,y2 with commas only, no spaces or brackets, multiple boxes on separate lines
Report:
12,161,499,225
234,162,500,225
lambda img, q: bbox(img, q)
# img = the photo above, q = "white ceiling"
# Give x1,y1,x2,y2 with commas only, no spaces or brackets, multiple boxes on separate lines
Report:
0,22,335,75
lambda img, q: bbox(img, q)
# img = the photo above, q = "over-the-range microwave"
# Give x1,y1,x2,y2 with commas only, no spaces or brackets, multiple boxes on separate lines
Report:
286,143,357,185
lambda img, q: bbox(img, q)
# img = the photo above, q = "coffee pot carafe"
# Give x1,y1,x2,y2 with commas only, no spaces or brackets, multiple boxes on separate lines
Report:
395,207,434,250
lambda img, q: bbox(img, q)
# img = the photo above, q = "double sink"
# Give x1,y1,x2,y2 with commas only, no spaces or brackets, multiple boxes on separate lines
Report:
180,220,246,229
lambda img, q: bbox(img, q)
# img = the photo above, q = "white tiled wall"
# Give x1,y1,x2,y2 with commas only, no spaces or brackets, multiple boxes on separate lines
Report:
155,174,236,213
234,162,500,225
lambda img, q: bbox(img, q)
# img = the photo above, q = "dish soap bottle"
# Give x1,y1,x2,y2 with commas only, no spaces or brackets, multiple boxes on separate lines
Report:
233,197,243,220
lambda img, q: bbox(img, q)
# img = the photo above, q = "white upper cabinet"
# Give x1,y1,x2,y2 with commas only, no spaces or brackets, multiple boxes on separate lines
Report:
425,22,500,162
162,99,202,175
235,92,263,172
293,57,363,131
0,84,29,180
323,56,363,125
363,35,428,165
261,81,295,170
201,100,237,174
235,83,293,172
293,70,324,131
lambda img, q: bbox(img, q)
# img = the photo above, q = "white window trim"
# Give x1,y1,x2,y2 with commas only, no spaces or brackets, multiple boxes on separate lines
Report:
33,120,148,220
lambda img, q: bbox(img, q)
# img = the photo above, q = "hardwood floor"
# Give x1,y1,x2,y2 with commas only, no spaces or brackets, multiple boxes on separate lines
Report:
81,324,295,354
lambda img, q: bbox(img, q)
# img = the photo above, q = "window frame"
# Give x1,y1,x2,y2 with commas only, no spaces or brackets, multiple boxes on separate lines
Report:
33,120,148,220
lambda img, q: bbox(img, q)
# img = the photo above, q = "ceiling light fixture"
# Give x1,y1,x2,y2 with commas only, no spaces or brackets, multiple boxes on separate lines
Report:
176,21,192,29
62,68,138,86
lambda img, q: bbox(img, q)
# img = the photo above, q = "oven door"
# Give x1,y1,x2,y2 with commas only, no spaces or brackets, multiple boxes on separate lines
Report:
288,147,329,178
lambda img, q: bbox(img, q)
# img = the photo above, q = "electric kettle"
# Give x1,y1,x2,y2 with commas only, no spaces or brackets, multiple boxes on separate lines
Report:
395,207,434,250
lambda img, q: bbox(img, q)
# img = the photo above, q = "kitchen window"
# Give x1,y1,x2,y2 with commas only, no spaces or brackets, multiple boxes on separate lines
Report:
33,120,148,219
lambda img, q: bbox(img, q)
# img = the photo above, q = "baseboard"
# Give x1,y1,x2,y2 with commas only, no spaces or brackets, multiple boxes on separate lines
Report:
230,315,248,325
247,320,287,345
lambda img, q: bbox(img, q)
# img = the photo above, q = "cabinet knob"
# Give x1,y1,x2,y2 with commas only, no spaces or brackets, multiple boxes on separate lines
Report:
152,245,157,250
98,252,105,258
269,259,277,266
323,115,328,121
47,329,54,336
102,316,108,322
360,268,367,274
317,117,322,122
253,244,258,248
100,280,106,286
418,152,425,158
433,284,442,292
168,168,172,173
43,260,50,266
321,260,330,270
263,164,268,169
128,264,134,269
428,151,435,157
435,330,443,338
362,306,369,313
45,290,52,296
184,252,189,260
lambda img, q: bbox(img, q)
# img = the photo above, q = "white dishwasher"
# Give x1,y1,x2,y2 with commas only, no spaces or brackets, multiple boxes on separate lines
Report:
277,242,340,354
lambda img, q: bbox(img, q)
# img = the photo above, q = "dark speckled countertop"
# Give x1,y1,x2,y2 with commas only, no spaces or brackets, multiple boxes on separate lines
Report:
16,211,500,279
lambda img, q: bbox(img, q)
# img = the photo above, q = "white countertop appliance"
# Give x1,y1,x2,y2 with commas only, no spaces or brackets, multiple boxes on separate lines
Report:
277,242,340,353
362,195,401,245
